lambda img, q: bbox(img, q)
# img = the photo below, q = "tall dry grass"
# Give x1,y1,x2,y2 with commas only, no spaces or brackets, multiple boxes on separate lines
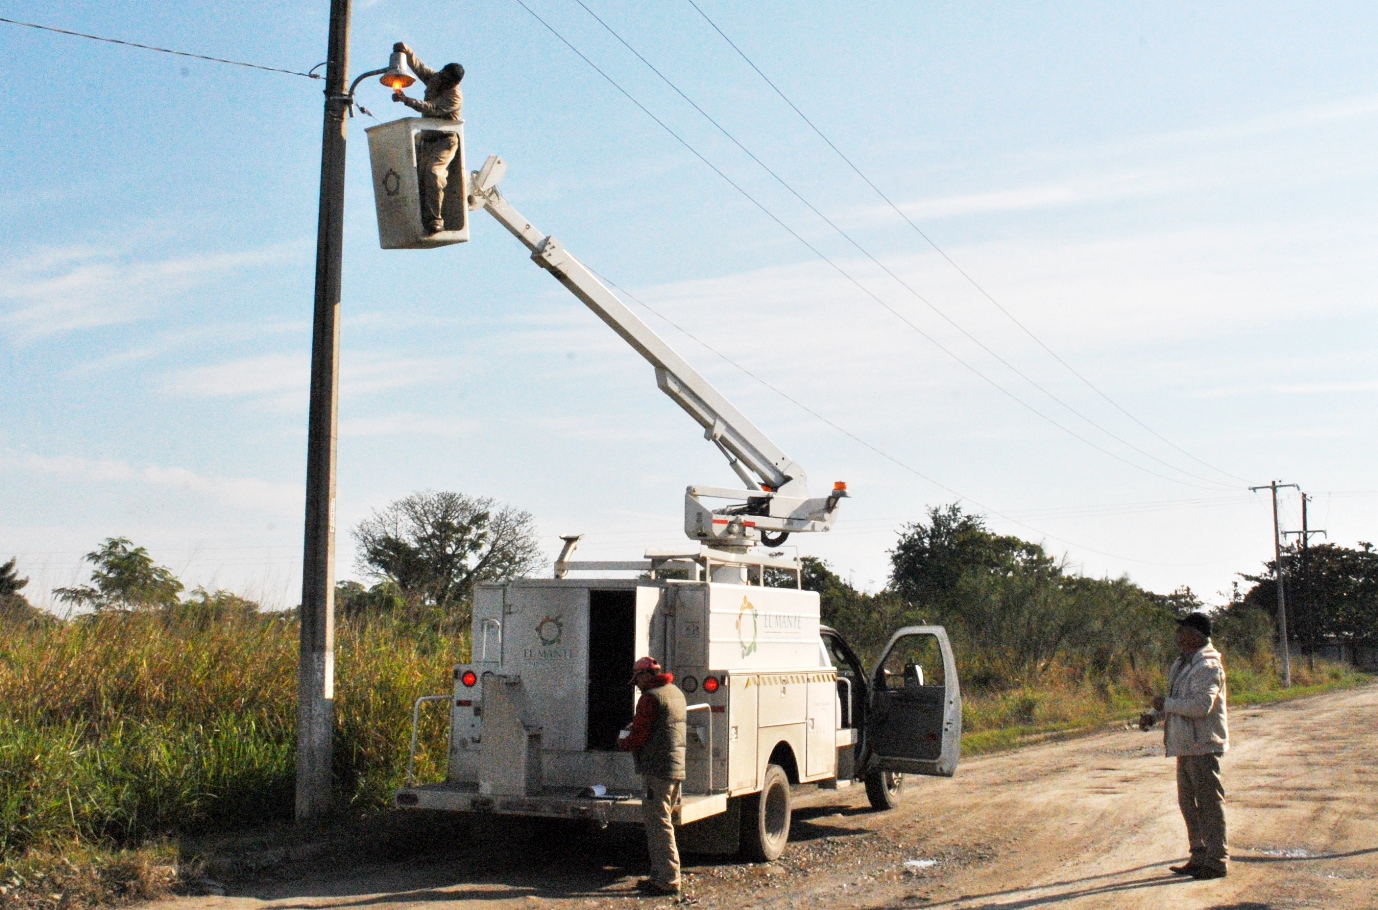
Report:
0,610,462,858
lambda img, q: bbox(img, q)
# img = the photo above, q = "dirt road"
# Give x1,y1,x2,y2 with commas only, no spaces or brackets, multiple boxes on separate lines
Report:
152,683,1378,910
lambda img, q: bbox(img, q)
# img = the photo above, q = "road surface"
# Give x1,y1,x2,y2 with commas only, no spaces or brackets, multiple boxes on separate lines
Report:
151,683,1378,910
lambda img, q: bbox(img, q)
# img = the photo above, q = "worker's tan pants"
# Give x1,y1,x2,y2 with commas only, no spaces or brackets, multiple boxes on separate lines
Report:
416,133,459,232
1177,753,1228,871
642,776,681,888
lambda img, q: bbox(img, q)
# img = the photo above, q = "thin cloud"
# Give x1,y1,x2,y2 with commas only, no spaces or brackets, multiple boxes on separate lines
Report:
0,245,297,341
340,413,478,438
2,451,300,513
162,351,455,409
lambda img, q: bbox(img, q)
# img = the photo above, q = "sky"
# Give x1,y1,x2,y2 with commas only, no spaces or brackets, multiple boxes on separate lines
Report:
2,1,1375,612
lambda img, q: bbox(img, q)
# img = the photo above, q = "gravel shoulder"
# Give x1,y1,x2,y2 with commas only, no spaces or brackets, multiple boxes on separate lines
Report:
147,682,1378,910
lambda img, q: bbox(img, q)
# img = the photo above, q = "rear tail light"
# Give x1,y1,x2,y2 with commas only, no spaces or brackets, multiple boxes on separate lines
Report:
461,670,478,687
702,675,720,694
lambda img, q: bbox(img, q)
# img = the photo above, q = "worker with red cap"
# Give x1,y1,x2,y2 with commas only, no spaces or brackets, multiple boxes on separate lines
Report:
618,656,687,897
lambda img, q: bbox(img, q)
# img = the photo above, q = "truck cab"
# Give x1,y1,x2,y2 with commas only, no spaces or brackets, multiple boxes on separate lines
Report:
395,548,960,860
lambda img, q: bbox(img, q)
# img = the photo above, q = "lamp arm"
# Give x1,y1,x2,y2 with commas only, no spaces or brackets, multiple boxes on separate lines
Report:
346,68,389,99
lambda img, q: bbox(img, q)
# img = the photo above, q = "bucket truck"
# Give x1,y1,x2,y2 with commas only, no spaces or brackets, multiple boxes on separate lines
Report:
366,119,961,859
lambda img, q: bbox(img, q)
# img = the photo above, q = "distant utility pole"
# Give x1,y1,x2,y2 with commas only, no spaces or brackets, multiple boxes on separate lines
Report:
1251,480,1299,687
1283,493,1327,672
298,0,352,823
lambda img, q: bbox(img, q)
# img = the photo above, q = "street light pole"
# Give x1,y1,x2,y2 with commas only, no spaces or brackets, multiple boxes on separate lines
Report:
297,0,352,823
1251,480,1298,688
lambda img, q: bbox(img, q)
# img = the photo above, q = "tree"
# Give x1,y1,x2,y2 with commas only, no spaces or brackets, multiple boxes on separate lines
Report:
352,491,543,620
53,537,184,612
1,556,50,626
1243,541,1378,652
890,503,1057,611
0,557,27,598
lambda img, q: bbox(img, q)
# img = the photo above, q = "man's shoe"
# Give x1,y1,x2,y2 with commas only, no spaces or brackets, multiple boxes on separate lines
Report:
1169,862,1200,875
637,879,682,897
1190,866,1227,880
424,222,445,235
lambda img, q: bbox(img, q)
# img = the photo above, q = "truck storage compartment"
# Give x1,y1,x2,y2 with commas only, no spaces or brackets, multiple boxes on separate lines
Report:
586,589,637,750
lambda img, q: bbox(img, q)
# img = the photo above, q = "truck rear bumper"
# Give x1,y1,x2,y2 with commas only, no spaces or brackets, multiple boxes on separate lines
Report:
395,783,728,826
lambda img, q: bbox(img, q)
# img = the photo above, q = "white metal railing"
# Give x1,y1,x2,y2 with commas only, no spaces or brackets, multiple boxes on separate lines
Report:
684,702,715,793
836,676,854,728
406,694,454,786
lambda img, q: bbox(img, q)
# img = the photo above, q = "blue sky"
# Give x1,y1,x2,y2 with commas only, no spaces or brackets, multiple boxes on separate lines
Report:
2,1,1375,610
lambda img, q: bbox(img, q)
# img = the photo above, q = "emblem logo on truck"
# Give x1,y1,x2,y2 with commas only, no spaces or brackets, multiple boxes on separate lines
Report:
736,597,758,658
536,614,564,646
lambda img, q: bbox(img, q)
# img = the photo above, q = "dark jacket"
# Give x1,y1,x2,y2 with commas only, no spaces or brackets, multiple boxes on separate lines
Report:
619,673,686,781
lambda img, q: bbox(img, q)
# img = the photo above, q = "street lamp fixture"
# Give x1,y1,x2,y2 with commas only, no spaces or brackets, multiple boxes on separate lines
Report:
347,51,417,98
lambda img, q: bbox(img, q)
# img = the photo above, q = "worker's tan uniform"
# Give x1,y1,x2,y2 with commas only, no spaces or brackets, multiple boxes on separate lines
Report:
619,674,687,893
399,51,462,233
1153,642,1229,874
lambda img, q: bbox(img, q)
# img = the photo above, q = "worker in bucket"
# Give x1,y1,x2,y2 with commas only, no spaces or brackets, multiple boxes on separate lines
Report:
618,656,687,898
1139,611,1230,880
390,42,463,235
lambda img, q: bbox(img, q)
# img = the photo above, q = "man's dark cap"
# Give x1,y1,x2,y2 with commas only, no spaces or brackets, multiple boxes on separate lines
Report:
1177,611,1211,638
442,63,465,83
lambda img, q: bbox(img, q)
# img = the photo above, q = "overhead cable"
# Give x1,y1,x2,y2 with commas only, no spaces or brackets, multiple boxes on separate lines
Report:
515,0,1228,492
0,15,323,80
592,266,1249,567
681,0,1247,487
571,0,1234,491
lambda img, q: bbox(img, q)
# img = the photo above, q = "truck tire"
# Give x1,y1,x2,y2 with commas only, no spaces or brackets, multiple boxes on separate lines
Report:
740,763,791,861
864,769,904,811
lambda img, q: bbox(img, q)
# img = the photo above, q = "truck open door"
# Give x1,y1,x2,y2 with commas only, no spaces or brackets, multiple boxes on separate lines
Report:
866,626,961,779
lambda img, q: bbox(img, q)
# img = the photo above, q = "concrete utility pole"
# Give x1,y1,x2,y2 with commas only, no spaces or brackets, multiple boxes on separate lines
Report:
1283,493,1327,672
1251,480,1299,687
297,0,352,823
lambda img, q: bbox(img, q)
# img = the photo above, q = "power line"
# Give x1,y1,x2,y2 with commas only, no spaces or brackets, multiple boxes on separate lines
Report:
0,15,323,80
571,0,1234,492
513,0,1228,492
591,266,1243,567
680,0,1248,488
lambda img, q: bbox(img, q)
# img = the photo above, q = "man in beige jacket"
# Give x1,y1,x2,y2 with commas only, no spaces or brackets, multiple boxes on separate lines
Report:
1141,611,1229,879
390,42,463,234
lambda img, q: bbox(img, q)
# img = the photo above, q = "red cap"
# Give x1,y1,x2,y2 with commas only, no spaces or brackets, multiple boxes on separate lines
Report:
630,656,661,683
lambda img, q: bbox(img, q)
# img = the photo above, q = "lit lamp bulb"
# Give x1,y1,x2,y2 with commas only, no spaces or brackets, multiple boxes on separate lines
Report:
380,51,417,90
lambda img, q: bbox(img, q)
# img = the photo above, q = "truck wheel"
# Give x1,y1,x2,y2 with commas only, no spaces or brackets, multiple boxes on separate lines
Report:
740,763,791,861
864,769,904,811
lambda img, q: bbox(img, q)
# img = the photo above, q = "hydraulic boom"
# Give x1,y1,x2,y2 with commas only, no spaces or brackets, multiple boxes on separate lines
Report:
468,155,845,550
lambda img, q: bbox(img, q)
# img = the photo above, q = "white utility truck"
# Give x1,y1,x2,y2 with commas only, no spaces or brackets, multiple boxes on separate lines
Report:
369,120,961,860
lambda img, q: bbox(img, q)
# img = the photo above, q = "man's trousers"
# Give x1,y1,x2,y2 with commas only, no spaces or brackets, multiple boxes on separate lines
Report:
416,133,459,232
1177,753,1228,872
642,776,682,889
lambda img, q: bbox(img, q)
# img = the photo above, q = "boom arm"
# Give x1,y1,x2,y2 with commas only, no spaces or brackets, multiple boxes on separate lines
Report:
469,155,845,548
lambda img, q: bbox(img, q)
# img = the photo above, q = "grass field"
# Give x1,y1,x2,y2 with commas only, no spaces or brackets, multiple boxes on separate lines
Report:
0,608,1367,909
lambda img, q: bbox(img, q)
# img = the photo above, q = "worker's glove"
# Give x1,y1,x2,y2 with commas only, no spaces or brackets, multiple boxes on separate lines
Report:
1138,713,1157,731
394,42,411,53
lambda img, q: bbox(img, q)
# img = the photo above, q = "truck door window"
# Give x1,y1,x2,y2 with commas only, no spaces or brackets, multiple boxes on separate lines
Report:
880,635,945,690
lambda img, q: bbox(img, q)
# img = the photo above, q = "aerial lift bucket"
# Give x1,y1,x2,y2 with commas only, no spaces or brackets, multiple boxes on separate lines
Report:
365,117,469,249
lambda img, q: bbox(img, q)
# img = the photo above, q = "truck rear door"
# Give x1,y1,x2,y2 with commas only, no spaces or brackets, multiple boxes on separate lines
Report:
866,626,961,776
